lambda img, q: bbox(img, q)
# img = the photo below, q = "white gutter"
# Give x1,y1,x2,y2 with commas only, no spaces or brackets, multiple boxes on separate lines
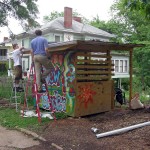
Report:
96,121,150,139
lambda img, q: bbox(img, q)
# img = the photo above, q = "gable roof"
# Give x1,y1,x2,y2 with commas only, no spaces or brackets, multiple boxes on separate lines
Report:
21,17,114,39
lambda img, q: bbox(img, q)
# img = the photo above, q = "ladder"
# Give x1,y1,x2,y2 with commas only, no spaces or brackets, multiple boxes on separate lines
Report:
23,63,56,122
10,75,25,112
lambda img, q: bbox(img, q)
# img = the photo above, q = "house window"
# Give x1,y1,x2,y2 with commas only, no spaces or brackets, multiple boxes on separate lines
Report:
115,60,119,72
55,35,61,42
113,59,128,73
0,49,7,56
120,60,123,72
124,60,127,72
22,39,24,46
22,60,25,71
112,60,114,65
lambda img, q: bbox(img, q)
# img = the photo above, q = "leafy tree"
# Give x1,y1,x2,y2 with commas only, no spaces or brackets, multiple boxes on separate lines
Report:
90,15,131,43
43,11,64,23
111,0,150,91
123,0,150,20
0,0,40,31
111,0,150,41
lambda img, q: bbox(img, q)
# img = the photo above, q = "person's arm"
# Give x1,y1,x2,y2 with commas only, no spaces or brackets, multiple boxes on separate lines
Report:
19,47,24,57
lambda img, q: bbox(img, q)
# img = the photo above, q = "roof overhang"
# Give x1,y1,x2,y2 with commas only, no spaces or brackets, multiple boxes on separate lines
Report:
47,40,144,53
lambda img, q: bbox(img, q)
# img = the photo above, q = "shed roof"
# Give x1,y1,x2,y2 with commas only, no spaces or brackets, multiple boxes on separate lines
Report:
47,40,144,53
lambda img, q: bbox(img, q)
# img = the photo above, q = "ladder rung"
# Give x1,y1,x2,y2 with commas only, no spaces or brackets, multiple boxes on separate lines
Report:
10,103,21,105
12,96,21,98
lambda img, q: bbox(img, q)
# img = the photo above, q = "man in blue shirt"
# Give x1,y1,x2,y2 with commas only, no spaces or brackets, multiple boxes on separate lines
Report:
31,29,53,93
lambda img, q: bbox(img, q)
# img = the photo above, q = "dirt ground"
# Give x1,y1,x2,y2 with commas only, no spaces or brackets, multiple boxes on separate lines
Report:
0,99,150,150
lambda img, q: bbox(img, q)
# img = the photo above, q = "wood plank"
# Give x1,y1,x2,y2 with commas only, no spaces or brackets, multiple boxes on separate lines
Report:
76,70,111,74
76,71,114,76
75,53,111,58
75,59,111,64
76,76,109,80
106,50,111,79
75,65,112,69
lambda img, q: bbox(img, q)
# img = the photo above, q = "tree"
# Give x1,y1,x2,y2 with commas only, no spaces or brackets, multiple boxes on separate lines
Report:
43,11,64,23
111,0,150,91
123,0,150,20
90,15,131,43
0,0,40,31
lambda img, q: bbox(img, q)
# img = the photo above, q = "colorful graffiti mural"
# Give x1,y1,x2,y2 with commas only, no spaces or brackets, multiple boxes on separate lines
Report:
40,91,66,112
64,52,76,115
39,52,76,114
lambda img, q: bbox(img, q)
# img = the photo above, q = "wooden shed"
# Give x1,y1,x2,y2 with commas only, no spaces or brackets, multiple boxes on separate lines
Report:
44,40,143,117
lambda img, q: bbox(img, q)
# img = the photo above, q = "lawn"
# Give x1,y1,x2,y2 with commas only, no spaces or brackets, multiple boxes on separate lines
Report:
0,76,67,131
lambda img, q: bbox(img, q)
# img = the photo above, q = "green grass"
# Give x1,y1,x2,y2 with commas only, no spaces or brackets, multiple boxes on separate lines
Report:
0,107,68,132
0,76,68,131
0,107,43,130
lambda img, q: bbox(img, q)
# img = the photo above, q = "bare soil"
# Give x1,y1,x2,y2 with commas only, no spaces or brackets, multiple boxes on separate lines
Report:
0,98,150,150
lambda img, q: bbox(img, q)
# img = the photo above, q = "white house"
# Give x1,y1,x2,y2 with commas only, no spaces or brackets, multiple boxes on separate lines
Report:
0,7,130,82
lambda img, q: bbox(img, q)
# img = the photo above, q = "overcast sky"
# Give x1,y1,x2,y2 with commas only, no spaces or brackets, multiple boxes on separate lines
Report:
0,0,115,42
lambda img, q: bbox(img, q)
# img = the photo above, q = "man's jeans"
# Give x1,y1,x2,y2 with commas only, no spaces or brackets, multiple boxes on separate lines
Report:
34,55,53,88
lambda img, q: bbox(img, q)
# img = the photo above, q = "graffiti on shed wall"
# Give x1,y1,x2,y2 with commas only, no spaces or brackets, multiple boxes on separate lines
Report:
40,52,76,113
51,91,66,111
77,84,97,108
64,52,76,115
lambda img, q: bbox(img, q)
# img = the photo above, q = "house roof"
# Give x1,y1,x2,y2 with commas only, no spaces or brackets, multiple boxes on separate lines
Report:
0,39,12,46
47,40,144,53
39,17,115,38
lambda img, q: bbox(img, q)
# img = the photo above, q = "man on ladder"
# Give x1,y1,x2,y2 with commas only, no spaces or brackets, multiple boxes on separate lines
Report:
30,29,53,93
28,29,55,122
12,43,25,92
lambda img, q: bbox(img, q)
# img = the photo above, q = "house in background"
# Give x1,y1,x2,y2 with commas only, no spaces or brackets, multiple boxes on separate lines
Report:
0,37,13,72
1,7,130,84
8,7,115,71
111,53,129,89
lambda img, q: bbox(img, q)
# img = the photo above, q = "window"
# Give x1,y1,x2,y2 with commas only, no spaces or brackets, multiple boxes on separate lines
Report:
0,49,7,56
124,60,127,72
120,60,123,72
22,39,24,46
112,60,114,65
114,59,128,73
115,60,119,72
55,35,60,42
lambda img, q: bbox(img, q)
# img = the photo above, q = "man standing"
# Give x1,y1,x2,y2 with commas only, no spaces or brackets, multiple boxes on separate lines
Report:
31,29,53,93
12,44,24,92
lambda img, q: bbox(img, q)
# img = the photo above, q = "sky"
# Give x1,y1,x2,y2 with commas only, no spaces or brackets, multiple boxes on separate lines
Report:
0,0,115,42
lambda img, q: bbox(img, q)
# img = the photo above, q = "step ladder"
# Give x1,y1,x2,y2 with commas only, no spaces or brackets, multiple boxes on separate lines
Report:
23,63,56,122
10,76,25,112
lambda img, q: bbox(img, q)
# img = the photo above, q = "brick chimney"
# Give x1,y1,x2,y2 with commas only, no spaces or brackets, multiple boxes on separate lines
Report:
73,16,81,23
64,7,72,28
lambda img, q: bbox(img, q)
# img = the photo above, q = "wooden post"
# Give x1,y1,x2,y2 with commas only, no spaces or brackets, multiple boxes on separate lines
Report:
129,49,133,107
107,50,111,80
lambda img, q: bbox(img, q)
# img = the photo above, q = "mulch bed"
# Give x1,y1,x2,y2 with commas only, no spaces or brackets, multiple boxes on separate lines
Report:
0,98,150,150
